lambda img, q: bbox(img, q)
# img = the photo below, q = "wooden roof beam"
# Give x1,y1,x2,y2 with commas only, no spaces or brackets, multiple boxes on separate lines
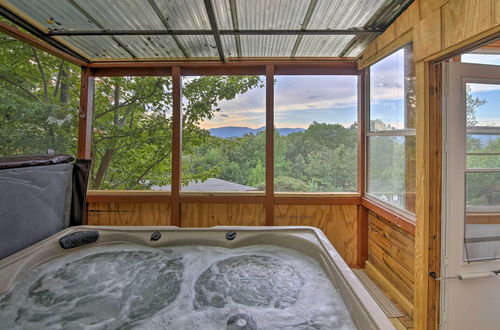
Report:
203,0,226,62
0,21,87,66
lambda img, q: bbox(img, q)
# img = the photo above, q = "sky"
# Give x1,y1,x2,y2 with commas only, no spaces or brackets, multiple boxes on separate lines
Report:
196,74,359,129
194,51,499,130
461,54,500,127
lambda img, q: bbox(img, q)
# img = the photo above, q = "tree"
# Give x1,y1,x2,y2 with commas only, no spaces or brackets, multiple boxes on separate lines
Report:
466,85,486,126
464,87,496,207
0,33,263,190
0,33,80,157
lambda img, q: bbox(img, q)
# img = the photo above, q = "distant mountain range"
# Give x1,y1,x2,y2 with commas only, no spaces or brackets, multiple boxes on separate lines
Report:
208,126,305,138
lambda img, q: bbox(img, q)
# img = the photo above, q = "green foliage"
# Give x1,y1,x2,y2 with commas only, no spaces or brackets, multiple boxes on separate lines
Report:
93,75,262,189
2,32,494,200
0,34,80,156
464,88,498,207
184,123,358,192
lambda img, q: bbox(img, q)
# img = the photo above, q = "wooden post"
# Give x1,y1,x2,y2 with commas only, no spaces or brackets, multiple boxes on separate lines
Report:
171,66,182,226
404,45,417,213
414,60,442,330
265,64,275,226
77,67,94,159
357,69,368,268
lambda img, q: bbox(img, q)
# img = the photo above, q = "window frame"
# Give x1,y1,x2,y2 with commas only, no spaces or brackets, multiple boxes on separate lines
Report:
83,63,363,196
365,44,417,220
273,74,360,194
465,83,500,214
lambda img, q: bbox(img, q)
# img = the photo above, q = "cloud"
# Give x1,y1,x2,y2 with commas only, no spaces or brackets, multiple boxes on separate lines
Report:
468,83,500,93
462,54,500,66
274,75,359,113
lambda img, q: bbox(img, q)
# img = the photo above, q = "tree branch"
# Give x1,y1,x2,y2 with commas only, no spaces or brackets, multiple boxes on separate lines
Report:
31,47,48,102
0,73,39,101
126,153,168,189
53,60,64,97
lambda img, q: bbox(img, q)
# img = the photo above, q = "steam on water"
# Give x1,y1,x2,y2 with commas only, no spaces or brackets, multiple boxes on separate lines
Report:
0,244,356,329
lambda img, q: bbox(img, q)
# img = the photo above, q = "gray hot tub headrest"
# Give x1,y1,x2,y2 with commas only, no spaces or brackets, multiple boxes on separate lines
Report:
0,163,73,260
0,155,91,260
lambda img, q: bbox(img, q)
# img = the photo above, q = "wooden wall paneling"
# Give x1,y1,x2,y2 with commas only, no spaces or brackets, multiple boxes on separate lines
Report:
171,66,182,226
368,212,416,317
368,242,414,299
442,0,492,49
181,203,265,227
87,202,171,226
77,67,94,159
361,198,416,235
369,213,415,258
361,43,378,64
265,64,274,226
414,8,442,61
86,191,171,203
394,1,421,36
357,206,369,268
419,0,447,18
495,0,500,25
274,204,358,267
358,30,413,69
365,260,414,317
360,0,499,67
376,24,397,51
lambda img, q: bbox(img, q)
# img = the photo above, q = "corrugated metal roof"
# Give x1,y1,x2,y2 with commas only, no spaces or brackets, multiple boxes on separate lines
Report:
75,0,166,31
4,0,98,31
177,35,219,58
223,35,297,57
59,35,129,59
0,0,413,61
295,35,355,57
308,0,387,29
215,0,310,30
114,35,185,58
154,0,211,30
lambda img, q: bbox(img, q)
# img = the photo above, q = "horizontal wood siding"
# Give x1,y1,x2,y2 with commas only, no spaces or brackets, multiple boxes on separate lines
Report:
87,202,171,226
275,204,358,267
181,203,265,227
86,201,358,267
367,211,415,317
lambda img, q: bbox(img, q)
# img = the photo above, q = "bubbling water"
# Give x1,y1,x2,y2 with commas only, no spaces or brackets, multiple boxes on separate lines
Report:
194,255,304,310
0,244,356,329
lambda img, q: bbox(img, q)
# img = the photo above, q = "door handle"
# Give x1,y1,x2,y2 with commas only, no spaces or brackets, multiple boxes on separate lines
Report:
430,271,500,280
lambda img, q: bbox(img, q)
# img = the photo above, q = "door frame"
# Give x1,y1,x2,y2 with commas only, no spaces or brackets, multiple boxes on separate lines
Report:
441,61,500,329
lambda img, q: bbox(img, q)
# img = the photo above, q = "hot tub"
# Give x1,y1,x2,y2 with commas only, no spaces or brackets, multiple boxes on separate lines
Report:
0,226,394,329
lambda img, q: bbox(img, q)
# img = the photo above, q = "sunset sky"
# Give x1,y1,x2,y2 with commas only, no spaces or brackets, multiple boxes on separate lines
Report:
196,52,499,130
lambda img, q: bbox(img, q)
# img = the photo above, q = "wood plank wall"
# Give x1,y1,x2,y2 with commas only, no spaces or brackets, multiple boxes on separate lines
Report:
86,202,358,266
365,211,415,318
358,0,500,68
359,1,499,329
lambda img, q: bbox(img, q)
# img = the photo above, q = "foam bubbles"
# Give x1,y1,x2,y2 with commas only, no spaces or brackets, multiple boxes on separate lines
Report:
194,255,304,310
0,244,357,329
